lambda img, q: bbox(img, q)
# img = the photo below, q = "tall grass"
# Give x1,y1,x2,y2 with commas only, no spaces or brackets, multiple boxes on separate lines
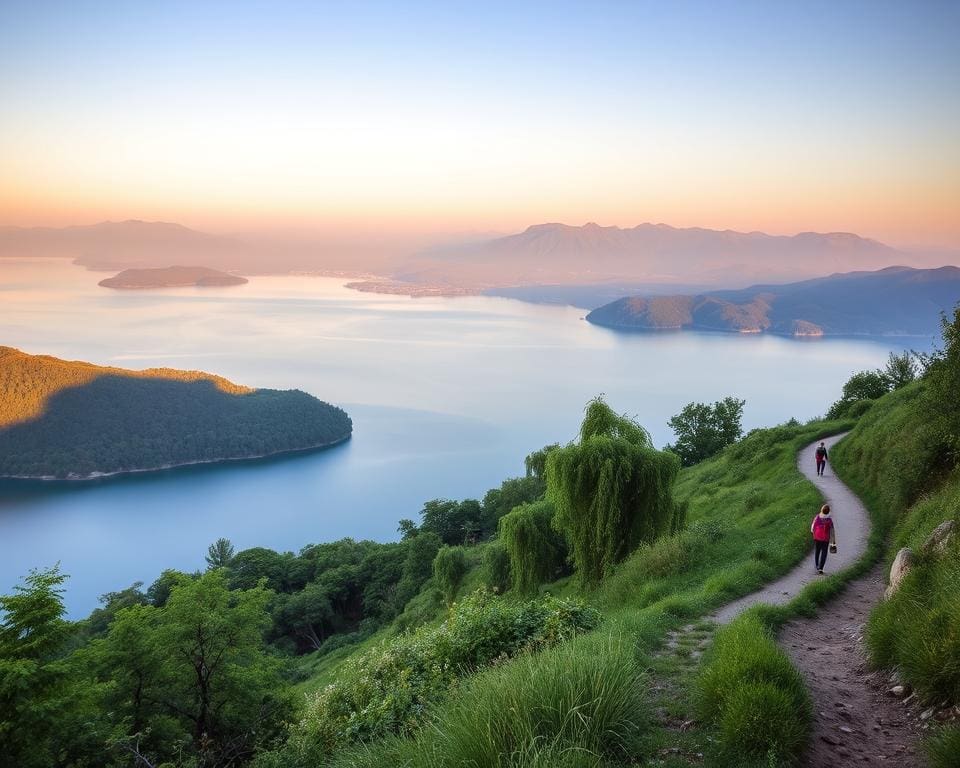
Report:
696,613,810,766
833,382,960,706
325,634,646,768
925,725,960,768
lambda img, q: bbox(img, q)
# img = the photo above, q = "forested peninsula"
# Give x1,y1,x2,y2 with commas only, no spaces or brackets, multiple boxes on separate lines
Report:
0,347,351,479
98,265,248,289
587,265,960,337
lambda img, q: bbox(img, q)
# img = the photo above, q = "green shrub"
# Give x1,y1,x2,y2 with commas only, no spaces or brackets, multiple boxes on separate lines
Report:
278,591,601,762
926,724,960,768
433,546,468,605
547,398,680,584
481,540,512,594
426,635,647,767
866,542,960,703
697,614,810,764
718,682,808,764
499,500,567,595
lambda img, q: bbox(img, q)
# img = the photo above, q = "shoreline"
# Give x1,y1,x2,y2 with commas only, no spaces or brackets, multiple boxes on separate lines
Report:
0,433,352,483
585,318,934,340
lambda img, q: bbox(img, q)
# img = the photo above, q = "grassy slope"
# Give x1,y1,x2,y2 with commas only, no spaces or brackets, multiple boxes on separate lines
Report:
286,419,853,766
831,382,960,759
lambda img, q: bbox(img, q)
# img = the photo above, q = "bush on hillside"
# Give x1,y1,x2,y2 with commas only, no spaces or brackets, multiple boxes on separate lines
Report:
273,591,600,764
498,500,567,595
548,397,680,584
320,636,647,768
922,304,960,467
480,540,511,593
432,546,468,605
866,534,960,703
697,613,810,765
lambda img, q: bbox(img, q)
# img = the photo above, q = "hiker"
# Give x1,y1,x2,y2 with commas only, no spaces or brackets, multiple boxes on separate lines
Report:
811,503,837,574
815,441,828,476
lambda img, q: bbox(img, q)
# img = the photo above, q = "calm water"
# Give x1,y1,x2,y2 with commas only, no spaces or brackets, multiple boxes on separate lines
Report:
0,258,913,616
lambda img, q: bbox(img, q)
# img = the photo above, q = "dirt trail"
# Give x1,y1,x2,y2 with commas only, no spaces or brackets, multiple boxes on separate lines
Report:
779,564,922,765
714,434,922,765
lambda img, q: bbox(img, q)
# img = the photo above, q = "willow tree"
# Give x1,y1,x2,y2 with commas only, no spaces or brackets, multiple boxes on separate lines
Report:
498,500,566,595
547,397,680,585
433,545,468,605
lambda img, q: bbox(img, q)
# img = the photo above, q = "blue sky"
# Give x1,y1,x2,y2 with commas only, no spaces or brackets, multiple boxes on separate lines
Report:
1,1,958,246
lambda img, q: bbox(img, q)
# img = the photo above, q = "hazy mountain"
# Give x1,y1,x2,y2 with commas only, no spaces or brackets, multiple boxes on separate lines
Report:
398,222,914,289
0,220,460,274
586,266,960,337
0,220,247,271
3,220,948,294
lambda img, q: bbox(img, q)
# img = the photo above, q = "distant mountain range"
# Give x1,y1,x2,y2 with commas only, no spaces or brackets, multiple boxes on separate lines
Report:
0,220,246,271
1,220,952,296
397,222,917,289
586,266,960,338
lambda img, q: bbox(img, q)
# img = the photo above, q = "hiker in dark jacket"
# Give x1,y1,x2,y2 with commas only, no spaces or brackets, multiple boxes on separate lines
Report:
815,442,828,476
811,503,837,574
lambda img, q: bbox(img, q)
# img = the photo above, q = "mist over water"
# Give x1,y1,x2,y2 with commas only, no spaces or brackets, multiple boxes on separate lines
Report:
0,259,915,616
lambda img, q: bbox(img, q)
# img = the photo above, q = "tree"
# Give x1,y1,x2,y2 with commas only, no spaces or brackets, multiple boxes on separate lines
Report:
667,396,745,466
432,546,468,605
498,500,566,595
0,567,70,768
524,443,560,480
826,370,890,419
419,499,481,545
397,518,418,539
154,570,293,763
147,568,187,607
393,532,442,611
481,541,512,594
882,350,918,390
480,476,545,536
228,546,288,591
277,582,335,651
205,537,235,569
547,397,680,584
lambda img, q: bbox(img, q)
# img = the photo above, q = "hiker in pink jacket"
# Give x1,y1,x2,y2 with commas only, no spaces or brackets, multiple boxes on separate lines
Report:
811,503,837,574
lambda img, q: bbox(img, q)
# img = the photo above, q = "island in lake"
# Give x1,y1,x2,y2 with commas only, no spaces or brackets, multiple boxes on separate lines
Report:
586,265,960,337
0,347,351,479
98,265,248,289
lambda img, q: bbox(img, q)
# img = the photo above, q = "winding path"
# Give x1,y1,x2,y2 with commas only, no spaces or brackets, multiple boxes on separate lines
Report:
713,433,867,623
713,433,922,765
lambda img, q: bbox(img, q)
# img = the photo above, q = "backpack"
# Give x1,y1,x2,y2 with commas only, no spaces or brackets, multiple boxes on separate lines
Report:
816,446,826,459
813,515,832,541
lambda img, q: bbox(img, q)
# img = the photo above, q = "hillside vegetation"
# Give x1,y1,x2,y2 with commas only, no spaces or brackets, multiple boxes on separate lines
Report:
0,347,351,477
1,388,855,767
831,308,960,758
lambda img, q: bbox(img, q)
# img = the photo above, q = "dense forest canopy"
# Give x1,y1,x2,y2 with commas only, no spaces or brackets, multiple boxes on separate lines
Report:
0,347,351,478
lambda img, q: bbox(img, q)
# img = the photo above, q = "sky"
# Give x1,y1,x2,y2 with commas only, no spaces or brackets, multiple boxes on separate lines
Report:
1,0,958,248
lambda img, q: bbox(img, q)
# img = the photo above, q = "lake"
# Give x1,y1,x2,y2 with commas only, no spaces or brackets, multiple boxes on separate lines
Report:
0,258,915,616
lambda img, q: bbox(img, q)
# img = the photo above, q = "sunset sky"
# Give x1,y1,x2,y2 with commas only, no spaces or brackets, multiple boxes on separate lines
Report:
1,1,958,248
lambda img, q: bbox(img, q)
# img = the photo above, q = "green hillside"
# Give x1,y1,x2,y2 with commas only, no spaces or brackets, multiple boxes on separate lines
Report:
7,306,960,767
0,347,352,478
